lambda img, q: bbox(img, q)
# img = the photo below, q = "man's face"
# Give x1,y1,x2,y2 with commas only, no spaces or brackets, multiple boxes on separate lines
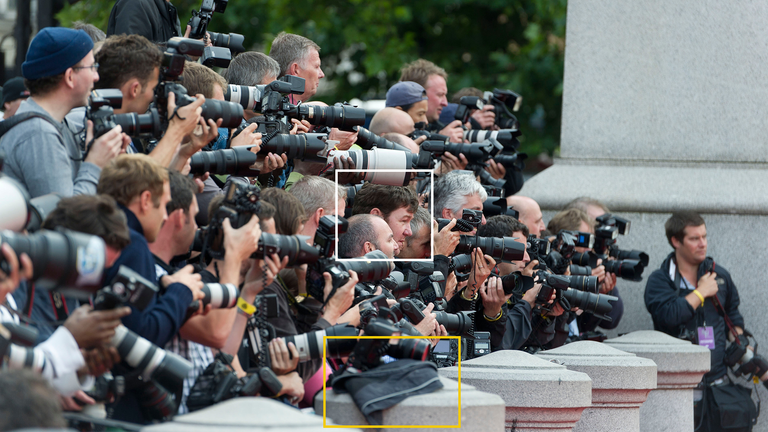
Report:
134,67,159,113
444,193,486,235
424,74,448,123
144,181,171,243
520,203,545,238
73,51,99,106
371,217,399,259
384,206,414,251
675,224,707,265
398,223,430,259
178,196,199,252
497,230,530,275
3,99,24,118
296,48,324,101
404,100,429,125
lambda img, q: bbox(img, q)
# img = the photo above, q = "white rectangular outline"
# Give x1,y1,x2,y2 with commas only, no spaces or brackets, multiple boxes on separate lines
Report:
334,168,435,262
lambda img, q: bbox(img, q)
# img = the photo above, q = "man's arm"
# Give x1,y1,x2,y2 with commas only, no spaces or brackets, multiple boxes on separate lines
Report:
12,131,91,197
644,271,695,331
500,300,533,350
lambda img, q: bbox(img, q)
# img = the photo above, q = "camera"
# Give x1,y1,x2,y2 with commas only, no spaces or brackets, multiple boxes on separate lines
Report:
208,32,245,53
345,318,431,371
0,228,106,297
0,323,49,376
188,0,228,39
188,283,239,316
201,46,232,68
282,324,360,363
188,146,261,177
89,89,165,139
329,148,434,186
156,38,244,129
454,96,484,124
724,333,768,390
397,297,475,339
464,129,521,151
500,272,535,297
493,151,527,171
455,235,526,263
420,138,503,166
354,126,412,152
570,252,645,282
482,88,522,129
533,270,617,321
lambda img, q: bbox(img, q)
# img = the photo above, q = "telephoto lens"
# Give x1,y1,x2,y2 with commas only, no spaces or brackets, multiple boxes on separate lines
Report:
0,175,30,232
336,250,393,283
602,259,645,282
569,264,592,276
610,248,650,267
420,139,503,165
330,148,420,186
188,147,260,177
455,235,526,262
208,31,245,53
353,126,412,152
255,233,321,266
464,129,521,150
500,272,535,297
388,337,431,361
433,310,475,339
0,229,106,295
200,283,239,308
290,103,366,132
282,324,359,362
260,133,329,163
112,109,164,138
451,254,473,273
224,84,265,111
0,324,48,375
566,275,600,294
110,325,193,392
25,193,61,233
493,152,527,168
571,251,600,268
176,92,244,129
561,289,617,322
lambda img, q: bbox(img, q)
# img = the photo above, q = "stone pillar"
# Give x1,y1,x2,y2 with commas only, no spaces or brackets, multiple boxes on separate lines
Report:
315,376,505,432
519,2,768,428
605,330,710,432
536,341,657,432
439,350,592,431
141,398,360,432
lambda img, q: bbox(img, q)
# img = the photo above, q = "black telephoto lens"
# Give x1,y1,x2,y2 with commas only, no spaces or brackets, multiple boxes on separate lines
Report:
260,133,328,163
451,254,473,273
0,229,106,295
199,98,244,129
112,110,164,138
208,31,246,53
294,104,366,131
434,310,474,339
500,272,534,296
388,338,431,361
255,233,321,266
561,289,617,322
569,264,592,276
353,126,411,152
603,259,645,282
188,148,260,177
566,275,600,294
610,249,650,267
456,235,526,262
571,252,600,268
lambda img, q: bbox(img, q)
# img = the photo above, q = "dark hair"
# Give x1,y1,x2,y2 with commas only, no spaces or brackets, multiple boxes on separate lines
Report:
24,73,65,97
665,211,706,248
351,184,418,219
547,208,593,234
95,34,162,89
0,370,66,430
338,214,379,258
167,170,197,215
451,87,483,104
43,194,131,250
259,188,307,235
208,192,277,232
478,215,529,238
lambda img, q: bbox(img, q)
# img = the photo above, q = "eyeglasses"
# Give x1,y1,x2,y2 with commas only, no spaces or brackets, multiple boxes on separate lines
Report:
72,63,99,71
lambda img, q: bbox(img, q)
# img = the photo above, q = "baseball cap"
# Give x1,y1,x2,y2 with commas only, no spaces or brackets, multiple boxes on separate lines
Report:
1,77,30,106
386,81,428,108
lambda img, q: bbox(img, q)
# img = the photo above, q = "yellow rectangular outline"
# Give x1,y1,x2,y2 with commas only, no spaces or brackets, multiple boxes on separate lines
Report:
322,335,461,429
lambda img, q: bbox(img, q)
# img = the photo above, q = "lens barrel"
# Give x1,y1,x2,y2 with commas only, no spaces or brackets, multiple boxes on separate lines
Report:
562,289,617,322
283,324,359,363
603,259,644,282
456,235,526,262
209,32,245,53
255,233,320,266
113,110,164,138
188,147,260,177
260,133,328,163
294,104,366,131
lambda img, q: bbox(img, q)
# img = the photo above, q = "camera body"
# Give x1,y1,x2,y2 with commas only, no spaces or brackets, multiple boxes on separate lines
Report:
187,0,228,40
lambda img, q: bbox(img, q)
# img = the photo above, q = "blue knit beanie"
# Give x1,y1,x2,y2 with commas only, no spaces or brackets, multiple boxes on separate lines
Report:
22,28,94,80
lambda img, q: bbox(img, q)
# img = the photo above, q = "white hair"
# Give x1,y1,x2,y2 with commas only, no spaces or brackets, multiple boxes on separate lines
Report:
432,170,487,218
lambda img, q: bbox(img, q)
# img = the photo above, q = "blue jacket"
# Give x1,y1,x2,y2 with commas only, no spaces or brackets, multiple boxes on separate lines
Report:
105,205,193,346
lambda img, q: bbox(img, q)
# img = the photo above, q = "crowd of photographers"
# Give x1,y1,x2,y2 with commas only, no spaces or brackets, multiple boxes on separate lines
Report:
0,7,763,431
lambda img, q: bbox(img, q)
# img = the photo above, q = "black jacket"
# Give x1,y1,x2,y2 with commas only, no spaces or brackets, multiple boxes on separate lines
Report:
644,252,744,381
107,0,182,43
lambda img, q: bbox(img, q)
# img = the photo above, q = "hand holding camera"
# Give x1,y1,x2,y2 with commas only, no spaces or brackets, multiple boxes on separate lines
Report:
162,264,204,302
0,244,32,302
439,120,465,143
480,276,511,319
84,121,128,169
268,338,299,376
165,91,206,142
321,269,358,324
471,104,496,130
433,219,461,257
63,305,131,349
413,302,438,336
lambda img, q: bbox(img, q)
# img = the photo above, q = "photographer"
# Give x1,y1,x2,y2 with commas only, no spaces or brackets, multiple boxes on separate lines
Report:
478,216,540,350
1,77,29,120
107,0,182,43
547,208,622,335
399,59,464,143
94,34,205,161
290,175,347,241
338,214,399,260
223,51,281,120
645,212,746,427
351,184,418,255
398,207,433,259
507,195,546,238
0,28,128,198
370,107,419,137
385,81,429,125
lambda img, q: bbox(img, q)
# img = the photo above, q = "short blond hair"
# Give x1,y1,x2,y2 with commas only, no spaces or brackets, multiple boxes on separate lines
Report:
181,61,227,98
399,59,447,88
97,154,168,207
547,208,593,234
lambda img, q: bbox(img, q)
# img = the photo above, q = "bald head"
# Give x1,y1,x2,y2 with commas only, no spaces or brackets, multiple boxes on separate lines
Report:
507,195,545,238
382,133,420,153
370,107,415,136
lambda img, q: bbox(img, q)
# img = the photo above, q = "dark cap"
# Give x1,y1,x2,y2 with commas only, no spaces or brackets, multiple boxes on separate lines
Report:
386,81,428,108
22,28,94,80
2,77,30,106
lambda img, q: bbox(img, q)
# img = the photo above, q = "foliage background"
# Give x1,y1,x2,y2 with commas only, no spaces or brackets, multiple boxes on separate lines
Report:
58,0,567,159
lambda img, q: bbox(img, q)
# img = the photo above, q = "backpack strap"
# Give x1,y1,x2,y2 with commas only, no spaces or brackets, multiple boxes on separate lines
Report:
0,112,60,139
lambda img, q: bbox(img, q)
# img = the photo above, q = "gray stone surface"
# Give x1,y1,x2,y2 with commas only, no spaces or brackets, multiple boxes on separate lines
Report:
141,398,360,432
439,350,592,431
560,0,768,163
537,341,657,432
605,331,710,432
315,376,505,432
